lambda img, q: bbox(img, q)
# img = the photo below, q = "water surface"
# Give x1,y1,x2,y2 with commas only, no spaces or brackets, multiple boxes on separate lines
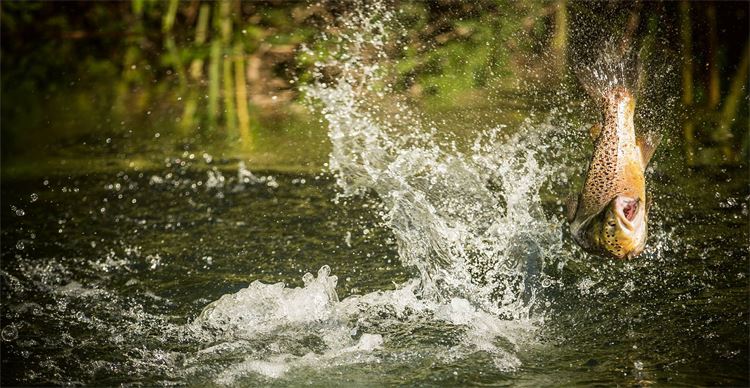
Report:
1,2,748,386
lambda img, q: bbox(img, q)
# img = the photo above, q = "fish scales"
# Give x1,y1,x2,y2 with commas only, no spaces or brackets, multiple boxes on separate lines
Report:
569,86,655,259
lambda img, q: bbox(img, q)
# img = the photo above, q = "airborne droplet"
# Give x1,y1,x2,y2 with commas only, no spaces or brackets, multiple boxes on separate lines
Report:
1,325,18,342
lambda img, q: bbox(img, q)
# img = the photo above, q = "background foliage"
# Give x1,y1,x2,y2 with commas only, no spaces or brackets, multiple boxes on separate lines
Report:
1,1,747,169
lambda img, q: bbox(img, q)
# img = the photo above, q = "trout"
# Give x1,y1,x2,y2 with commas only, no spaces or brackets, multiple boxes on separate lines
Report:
568,86,659,259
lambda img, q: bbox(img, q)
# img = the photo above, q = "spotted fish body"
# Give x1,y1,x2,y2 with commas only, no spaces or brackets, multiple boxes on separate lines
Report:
569,86,657,259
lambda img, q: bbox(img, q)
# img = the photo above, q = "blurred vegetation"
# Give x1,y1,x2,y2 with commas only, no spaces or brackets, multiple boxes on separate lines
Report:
1,1,747,172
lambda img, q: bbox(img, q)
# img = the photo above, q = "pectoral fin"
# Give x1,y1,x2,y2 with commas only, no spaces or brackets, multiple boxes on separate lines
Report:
637,132,662,166
566,194,579,223
589,123,602,141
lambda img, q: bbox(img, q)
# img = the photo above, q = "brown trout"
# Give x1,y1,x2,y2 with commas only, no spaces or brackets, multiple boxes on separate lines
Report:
568,86,659,259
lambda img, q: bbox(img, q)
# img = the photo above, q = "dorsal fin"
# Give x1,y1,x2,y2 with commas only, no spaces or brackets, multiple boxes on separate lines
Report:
589,123,602,142
637,132,662,166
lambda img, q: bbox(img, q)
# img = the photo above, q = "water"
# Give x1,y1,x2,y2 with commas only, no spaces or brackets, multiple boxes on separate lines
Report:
2,2,748,386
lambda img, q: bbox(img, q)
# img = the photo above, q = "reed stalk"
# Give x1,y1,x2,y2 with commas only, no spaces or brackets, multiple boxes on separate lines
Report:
207,40,221,131
220,1,237,134
679,0,695,165
716,41,749,162
234,42,252,148
551,0,568,78
114,0,146,118
162,0,178,34
189,4,210,81
160,0,197,135
706,3,720,110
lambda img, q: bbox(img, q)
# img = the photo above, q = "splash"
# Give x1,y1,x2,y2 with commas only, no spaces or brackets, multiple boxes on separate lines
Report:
188,265,534,382
3,3,743,386
1,2,582,384
576,40,640,103
303,1,566,316
177,3,575,381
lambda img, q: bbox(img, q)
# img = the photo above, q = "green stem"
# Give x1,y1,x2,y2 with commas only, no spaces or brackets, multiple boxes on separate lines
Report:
234,43,252,148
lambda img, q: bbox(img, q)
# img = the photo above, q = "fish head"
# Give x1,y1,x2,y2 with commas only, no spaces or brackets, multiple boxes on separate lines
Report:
581,195,647,259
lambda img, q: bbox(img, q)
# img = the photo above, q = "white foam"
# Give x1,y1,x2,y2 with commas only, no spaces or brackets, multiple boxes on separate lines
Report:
303,3,567,318
188,265,538,382
192,0,572,381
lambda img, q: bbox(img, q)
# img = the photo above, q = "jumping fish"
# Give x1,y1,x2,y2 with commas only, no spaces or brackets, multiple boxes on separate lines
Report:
568,86,659,259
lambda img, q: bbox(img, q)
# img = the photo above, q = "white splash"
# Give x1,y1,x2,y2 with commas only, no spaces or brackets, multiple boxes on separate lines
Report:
187,1,574,382
188,265,533,382
303,1,565,317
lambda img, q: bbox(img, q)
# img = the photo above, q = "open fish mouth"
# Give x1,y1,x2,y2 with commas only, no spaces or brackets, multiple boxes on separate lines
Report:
615,196,640,231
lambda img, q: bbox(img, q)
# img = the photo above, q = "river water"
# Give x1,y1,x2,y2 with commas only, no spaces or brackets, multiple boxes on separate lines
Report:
1,2,748,386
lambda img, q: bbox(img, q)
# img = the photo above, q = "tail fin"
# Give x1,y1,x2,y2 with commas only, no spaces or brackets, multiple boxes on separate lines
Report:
576,39,639,105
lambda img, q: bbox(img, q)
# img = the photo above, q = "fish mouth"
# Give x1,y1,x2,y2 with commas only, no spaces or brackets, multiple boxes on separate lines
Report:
614,196,640,231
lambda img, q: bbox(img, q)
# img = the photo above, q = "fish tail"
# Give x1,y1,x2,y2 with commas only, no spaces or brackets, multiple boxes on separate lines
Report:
577,40,639,106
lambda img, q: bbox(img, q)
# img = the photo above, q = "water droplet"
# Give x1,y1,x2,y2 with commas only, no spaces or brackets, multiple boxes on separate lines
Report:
15,208,25,216
15,241,24,250
106,138,112,144
29,193,38,203
1,325,18,342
